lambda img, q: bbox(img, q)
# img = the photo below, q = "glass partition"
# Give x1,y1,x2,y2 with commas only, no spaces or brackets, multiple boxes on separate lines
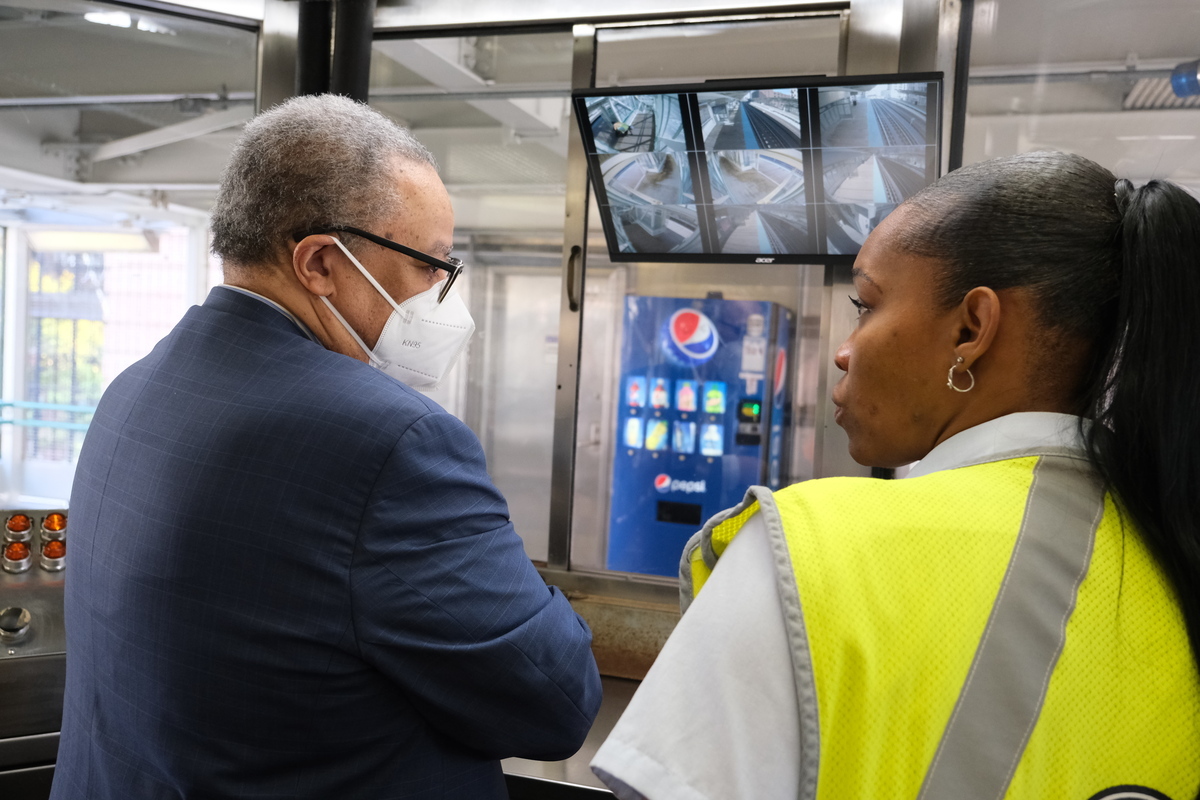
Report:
568,17,843,579
0,1,258,504
569,234,824,576
0,1,257,207
963,1,1200,193
460,237,563,562
369,31,574,561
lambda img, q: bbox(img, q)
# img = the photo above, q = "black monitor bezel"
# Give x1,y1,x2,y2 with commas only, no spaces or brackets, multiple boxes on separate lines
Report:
573,71,944,266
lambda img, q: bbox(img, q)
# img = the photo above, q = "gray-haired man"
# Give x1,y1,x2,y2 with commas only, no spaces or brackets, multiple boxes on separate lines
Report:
53,94,601,800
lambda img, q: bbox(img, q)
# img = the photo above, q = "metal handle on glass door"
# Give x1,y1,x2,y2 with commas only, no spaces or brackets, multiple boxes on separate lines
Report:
566,245,582,312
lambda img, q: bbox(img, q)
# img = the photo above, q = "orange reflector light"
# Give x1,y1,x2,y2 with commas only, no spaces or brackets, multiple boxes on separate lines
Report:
43,513,66,532
42,540,65,559
5,515,31,533
4,542,30,561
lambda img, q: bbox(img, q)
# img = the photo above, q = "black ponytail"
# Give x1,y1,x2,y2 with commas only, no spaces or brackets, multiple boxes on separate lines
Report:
895,152,1200,788
1086,176,1200,679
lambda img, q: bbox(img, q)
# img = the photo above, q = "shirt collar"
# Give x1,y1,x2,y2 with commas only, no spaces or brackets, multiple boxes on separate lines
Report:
217,285,320,344
905,412,1089,479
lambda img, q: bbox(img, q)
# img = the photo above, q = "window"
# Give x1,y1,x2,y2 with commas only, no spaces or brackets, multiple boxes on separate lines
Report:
369,30,576,561
0,1,258,504
1,227,208,502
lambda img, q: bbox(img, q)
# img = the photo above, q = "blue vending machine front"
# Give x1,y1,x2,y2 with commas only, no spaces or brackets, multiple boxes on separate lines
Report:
607,295,793,577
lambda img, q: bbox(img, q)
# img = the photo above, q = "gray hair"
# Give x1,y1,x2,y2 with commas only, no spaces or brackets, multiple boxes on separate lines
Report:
210,94,436,270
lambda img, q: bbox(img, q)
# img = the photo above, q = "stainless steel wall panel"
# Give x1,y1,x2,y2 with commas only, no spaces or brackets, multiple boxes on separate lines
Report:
567,262,626,574
812,263,871,478
257,0,299,112
483,270,564,563
0,655,65,740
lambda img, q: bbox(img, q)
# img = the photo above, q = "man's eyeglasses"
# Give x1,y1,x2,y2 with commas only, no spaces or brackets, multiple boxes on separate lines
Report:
296,226,464,303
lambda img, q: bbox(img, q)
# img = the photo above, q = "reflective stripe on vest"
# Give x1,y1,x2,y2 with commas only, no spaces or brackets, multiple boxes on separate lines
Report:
680,451,1200,799
918,455,1101,799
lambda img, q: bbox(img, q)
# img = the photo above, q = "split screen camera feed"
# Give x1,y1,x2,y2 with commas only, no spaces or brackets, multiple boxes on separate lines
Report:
579,79,940,259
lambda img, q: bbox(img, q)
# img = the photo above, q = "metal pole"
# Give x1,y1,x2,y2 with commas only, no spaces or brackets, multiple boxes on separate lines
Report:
296,0,333,96
947,0,974,172
256,0,300,113
331,0,377,103
545,24,596,571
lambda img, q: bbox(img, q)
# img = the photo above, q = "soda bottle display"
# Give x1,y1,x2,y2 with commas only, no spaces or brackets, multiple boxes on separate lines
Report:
675,380,697,412
673,421,697,453
607,295,794,577
624,417,644,448
703,382,727,414
650,378,670,409
626,376,646,407
645,420,670,451
700,423,724,456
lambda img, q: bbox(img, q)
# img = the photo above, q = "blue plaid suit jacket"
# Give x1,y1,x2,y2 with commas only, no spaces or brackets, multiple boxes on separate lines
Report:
52,287,601,799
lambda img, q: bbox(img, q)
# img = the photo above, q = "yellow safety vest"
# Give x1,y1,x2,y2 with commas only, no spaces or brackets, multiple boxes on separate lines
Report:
682,451,1200,799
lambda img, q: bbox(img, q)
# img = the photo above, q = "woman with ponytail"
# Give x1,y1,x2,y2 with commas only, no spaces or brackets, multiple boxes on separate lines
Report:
592,151,1200,800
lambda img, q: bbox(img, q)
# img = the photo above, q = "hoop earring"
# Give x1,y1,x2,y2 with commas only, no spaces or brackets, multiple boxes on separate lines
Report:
947,356,975,393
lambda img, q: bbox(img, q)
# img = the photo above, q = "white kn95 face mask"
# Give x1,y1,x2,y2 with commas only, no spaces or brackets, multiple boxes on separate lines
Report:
320,236,475,389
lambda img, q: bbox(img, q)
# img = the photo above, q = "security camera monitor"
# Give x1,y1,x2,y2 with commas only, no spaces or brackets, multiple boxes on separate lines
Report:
573,73,942,264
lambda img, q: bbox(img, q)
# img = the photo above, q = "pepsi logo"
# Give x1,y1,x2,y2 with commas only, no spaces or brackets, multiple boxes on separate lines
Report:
662,309,720,366
774,348,787,396
653,474,708,495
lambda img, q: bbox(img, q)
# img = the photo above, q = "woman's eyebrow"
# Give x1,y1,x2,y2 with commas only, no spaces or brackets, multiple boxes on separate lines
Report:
851,267,879,289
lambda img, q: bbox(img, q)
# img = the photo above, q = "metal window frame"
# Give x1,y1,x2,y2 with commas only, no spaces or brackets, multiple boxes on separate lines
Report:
541,1,964,592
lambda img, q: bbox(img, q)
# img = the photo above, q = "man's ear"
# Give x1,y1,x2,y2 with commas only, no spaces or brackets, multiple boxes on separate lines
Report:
953,286,1002,368
292,235,340,296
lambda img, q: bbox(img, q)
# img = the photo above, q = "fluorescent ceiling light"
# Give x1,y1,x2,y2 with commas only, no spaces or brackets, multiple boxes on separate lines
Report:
153,0,264,19
598,24,728,42
83,10,175,35
83,11,132,28
136,18,176,35
1116,134,1197,141
27,230,155,253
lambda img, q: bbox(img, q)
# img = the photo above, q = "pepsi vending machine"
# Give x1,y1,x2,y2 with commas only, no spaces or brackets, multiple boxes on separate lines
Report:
608,295,793,577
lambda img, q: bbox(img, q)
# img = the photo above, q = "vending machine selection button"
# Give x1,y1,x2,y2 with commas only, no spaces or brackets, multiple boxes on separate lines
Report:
3,541,32,573
0,607,31,644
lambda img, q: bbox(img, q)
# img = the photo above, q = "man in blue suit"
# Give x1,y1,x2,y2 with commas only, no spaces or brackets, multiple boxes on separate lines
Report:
53,94,602,800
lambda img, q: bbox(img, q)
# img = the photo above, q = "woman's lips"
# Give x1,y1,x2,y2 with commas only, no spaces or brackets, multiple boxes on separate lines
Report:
831,386,846,424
